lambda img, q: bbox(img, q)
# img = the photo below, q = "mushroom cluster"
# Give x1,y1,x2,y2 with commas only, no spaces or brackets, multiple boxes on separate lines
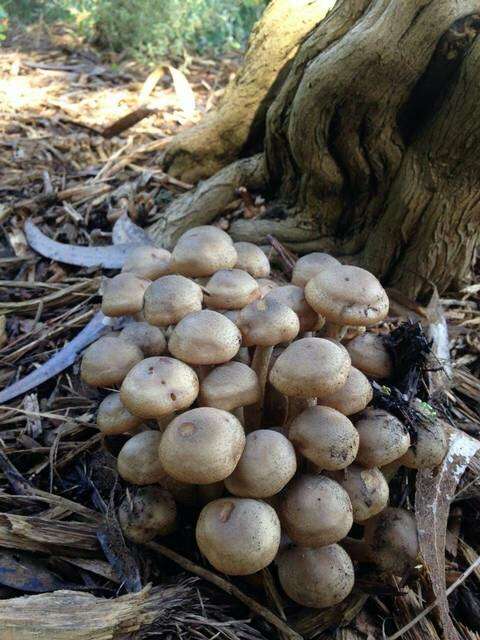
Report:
81,225,447,609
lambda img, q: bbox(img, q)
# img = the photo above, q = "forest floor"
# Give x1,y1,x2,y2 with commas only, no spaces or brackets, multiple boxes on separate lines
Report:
0,21,480,640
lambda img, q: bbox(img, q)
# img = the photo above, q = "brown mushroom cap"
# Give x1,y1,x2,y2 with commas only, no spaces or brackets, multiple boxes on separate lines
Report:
237,298,300,347
321,367,373,416
81,336,143,388
204,269,261,310
234,242,270,278
265,285,318,332
291,253,341,288
289,406,359,470
400,419,447,469
120,356,199,419
225,430,297,498
143,275,203,327
305,265,389,326
277,544,354,608
117,430,166,485
120,322,166,357
171,226,237,277
269,338,351,398
122,245,171,280
280,474,353,547
328,464,389,523
97,392,143,435
199,362,261,411
118,486,176,543
355,408,411,467
158,407,245,484
101,273,150,318
346,333,393,379
168,310,242,365
196,497,281,575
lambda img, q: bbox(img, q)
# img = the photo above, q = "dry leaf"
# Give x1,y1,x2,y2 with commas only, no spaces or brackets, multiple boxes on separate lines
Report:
169,66,196,118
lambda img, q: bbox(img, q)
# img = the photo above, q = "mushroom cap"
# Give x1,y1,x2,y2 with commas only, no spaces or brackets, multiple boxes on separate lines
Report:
204,269,261,310
101,273,150,318
355,408,410,467
237,298,300,347
234,242,270,278
277,544,354,608
265,285,318,332
158,407,245,484
280,474,353,547
257,278,279,297
291,252,341,288
168,310,242,365
97,392,143,435
269,338,351,398
122,245,171,280
120,322,166,357
289,406,359,470
400,419,447,469
199,362,260,411
143,275,203,327
328,464,389,523
196,497,281,575
225,430,297,498
346,333,393,379
81,336,143,388
305,265,389,326
117,430,167,485
171,226,237,277
118,486,176,543
120,356,199,419
321,367,373,416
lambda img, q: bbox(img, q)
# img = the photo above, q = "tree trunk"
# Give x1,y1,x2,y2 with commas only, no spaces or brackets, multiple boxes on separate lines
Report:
150,0,480,299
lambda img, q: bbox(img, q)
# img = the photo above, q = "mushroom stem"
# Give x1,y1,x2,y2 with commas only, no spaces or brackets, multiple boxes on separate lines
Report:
340,537,374,563
232,406,245,426
322,322,348,340
245,346,274,430
285,397,317,426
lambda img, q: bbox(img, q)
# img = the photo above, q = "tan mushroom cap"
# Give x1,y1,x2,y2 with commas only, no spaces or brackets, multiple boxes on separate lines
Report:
346,332,393,379
321,367,373,416
143,275,203,327
204,269,261,310
225,430,297,498
280,475,353,547
120,356,199,419
118,486,176,543
328,464,389,523
291,252,341,288
277,544,354,608
158,407,245,484
196,497,281,575
101,273,150,318
234,242,271,278
168,310,242,365
122,245,171,280
237,298,300,347
364,507,419,575
97,392,142,435
257,278,279,297
171,226,237,277
80,336,143,388
289,406,359,470
199,362,261,411
120,322,166,357
269,338,351,398
265,285,318,332
355,408,411,467
400,419,447,469
117,430,166,485
305,265,389,326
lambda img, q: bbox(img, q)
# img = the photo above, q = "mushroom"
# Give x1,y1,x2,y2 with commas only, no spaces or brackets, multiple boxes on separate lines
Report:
225,429,297,498
355,408,410,467
291,252,340,288
80,336,143,388
118,486,176,543
199,361,261,416
265,285,318,332
117,430,166,485
120,322,166,357
143,275,203,327
289,406,359,470
122,245,171,280
196,497,281,575
321,367,373,416
234,242,270,278
120,356,199,419
328,464,389,523
96,392,142,435
280,474,353,546
204,269,261,309
277,544,354,608
101,273,150,317
257,278,279,297
158,407,245,484
400,418,447,469
171,226,237,277
346,332,393,379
